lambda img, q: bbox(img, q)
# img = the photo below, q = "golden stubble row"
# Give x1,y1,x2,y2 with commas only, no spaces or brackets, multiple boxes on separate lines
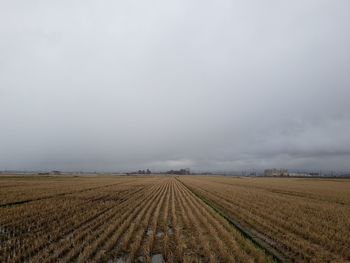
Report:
179,176,350,262
1,176,272,263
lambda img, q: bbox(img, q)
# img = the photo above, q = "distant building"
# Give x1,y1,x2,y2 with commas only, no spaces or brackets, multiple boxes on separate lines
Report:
309,172,320,176
264,169,289,177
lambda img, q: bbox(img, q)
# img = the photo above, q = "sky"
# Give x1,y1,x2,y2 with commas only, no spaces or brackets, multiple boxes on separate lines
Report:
1,1,350,172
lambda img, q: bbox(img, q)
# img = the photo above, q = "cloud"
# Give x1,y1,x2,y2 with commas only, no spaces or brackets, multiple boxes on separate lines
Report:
148,159,196,171
0,0,350,172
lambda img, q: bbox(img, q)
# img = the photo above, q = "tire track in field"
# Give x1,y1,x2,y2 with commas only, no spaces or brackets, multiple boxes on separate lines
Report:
173,178,211,262
174,179,219,262
176,177,290,263
186,179,349,262
188,181,326,262
176,179,262,262
180,179,270,262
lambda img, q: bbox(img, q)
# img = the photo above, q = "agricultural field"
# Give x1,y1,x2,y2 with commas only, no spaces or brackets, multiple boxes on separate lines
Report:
179,176,350,262
0,175,269,263
0,175,349,262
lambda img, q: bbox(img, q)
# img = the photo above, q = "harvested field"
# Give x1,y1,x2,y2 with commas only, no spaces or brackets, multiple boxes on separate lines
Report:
179,176,350,262
0,175,271,263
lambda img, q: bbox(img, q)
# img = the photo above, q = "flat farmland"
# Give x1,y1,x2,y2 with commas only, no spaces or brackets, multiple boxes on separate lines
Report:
0,175,349,262
179,176,350,262
0,176,269,263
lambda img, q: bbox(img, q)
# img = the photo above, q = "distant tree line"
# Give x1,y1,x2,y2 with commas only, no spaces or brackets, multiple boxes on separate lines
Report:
137,169,152,174
126,169,152,175
166,168,190,175
126,168,191,175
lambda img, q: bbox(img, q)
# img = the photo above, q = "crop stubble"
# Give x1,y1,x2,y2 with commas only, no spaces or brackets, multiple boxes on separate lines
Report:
3,175,347,262
179,176,350,262
0,176,270,262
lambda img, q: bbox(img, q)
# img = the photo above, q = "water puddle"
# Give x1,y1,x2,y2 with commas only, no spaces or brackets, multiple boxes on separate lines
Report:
152,254,164,263
136,256,145,262
115,256,127,263
147,228,153,236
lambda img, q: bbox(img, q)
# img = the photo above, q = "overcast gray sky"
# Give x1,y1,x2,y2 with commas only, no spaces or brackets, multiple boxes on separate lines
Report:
1,1,350,172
